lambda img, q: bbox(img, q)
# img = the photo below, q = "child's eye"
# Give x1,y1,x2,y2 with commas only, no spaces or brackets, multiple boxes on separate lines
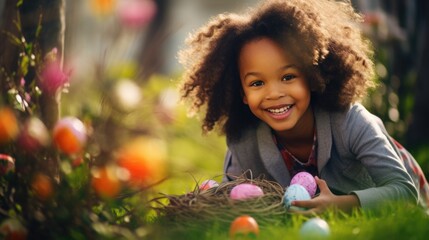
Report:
250,80,264,87
282,74,295,81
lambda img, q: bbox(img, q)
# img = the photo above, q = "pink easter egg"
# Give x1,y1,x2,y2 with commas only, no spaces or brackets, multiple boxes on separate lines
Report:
199,179,219,191
230,183,264,200
117,0,157,28
290,172,317,197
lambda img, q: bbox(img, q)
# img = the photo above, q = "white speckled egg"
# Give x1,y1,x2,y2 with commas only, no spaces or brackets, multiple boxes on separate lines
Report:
283,184,311,210
290,172,317,197
300,218,330,239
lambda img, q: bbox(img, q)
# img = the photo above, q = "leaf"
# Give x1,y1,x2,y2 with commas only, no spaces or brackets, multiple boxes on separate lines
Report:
25,43,33,55
4,31,22,46
13,12,22,33
35,15,43,39
21,55,29,76
16,0,23,7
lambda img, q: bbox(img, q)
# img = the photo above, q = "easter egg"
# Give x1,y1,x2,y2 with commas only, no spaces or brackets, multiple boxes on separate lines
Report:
229,215,259,239
284,184,311,211
53,117,87,155
0,107,19,144
0,154,15,175
117,0,157,28
116,137,167,188
199,179,219,191
18,117,50,152
92,165,122,198
230,183,264,200
300,218,330,239
290,171,317,197
31,173,54,201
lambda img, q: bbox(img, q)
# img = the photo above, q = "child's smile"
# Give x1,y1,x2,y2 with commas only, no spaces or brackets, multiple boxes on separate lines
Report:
266,104,294,119
238,37,313,135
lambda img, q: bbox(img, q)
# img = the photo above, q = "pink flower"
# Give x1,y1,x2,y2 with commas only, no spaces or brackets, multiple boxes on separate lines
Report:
39,60,70,95
117,0,157,28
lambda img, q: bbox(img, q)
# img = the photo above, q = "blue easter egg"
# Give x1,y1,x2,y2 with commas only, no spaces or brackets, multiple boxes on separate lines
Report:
300,218,330,239
283,184,311,210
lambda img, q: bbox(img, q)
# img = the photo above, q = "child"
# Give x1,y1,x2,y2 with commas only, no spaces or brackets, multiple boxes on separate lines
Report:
178,0,429,214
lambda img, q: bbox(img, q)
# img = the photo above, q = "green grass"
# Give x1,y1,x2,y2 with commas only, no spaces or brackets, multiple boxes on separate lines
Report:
146,202,429,239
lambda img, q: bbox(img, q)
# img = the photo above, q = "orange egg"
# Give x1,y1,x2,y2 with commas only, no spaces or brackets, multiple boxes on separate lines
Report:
229,215,260,239
0,107,19,144
116,137,166,188
31,173,53,201
91,166,121,198
53,117,87,155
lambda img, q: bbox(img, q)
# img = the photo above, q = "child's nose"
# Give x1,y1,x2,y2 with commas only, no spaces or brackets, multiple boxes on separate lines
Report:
265,82,286,100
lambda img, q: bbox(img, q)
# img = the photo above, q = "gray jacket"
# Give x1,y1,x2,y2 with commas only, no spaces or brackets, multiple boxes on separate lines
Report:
223,103,418,209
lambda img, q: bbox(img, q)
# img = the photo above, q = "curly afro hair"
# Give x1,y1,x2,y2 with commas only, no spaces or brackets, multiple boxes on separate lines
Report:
179,0,375,141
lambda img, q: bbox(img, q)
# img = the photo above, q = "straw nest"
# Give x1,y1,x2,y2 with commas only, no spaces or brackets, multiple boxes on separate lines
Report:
152,174,288,226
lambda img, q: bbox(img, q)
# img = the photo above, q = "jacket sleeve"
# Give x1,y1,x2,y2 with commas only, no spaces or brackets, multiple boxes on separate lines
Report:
222,149,243,182
343,105,418,209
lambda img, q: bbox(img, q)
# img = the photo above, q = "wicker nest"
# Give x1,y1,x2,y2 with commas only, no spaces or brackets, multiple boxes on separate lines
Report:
152,175,288,226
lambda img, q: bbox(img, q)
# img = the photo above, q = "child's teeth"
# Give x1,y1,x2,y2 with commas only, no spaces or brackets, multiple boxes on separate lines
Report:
268,105,291,114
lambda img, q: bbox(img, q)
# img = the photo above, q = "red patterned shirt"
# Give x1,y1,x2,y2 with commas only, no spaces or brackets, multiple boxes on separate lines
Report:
273,131,318,178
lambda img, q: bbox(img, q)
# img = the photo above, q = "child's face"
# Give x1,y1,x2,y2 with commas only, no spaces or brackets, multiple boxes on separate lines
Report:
238,37,312,133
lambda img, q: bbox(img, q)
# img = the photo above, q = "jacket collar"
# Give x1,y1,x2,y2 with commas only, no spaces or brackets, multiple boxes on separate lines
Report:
256,122,290,186
314,107,332,172
256,106,332,184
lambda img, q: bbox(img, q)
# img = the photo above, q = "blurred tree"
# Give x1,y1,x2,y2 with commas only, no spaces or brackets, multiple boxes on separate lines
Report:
138,0,171,80
0,0,65,129
405,0,429,149
352,0,428,149
0,0,65,177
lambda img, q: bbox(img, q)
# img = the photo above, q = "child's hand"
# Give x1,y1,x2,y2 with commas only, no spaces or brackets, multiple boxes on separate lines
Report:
289,176,360,215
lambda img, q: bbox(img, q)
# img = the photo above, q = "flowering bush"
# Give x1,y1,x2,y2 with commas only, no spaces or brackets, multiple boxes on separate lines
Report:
0,1,171,239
